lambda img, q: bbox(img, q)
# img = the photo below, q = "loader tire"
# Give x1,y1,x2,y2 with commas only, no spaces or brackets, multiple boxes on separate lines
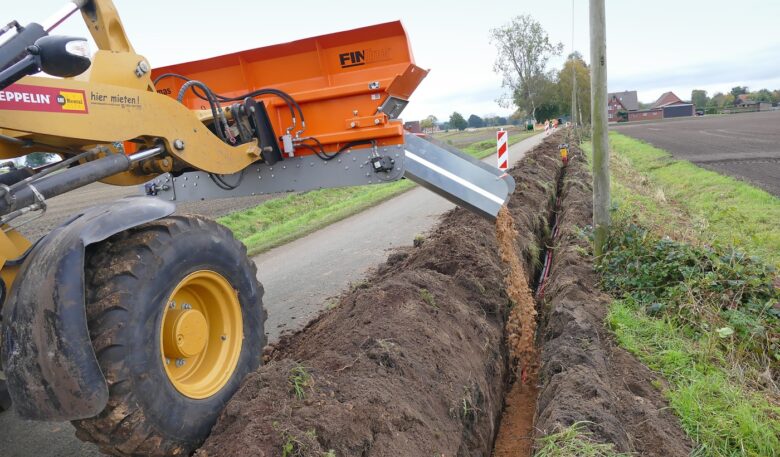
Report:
71,215,266,457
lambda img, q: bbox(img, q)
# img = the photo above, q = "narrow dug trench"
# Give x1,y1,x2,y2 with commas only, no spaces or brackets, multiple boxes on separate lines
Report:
528,143,694,455
195,138,562,456
196,135,693,456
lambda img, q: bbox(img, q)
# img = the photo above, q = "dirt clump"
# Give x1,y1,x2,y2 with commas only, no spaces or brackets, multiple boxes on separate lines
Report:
196,140,563,457
532,144,694,455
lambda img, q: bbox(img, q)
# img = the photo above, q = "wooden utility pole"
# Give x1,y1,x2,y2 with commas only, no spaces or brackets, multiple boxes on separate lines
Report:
589,0,610,256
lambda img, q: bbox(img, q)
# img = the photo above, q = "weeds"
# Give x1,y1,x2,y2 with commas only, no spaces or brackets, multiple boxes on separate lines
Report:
597,208,780,455
289,365,312,400
281,433,304,457
414,234,425,247
420,288,438,308
350,280,369,292
598,216,779,364
585,133,780,456
535,422,631,457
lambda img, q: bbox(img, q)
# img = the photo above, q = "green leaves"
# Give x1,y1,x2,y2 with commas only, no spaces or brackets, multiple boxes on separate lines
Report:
597,216,780,362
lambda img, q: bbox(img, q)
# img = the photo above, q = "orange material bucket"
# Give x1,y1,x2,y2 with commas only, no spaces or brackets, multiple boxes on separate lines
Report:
152,21,428,155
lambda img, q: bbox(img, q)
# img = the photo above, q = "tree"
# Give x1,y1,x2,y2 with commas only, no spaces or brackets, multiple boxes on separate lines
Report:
449,112,467,131
491,15,563,122
419,115,438,130
557,53,591,124
691,89,708,108
749,89,772,102
730,86,748,98
467,114,484,128
515,71,560,122
710,92,727,108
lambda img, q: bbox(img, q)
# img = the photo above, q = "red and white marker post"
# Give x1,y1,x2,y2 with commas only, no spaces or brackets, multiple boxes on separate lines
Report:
497,128,508,171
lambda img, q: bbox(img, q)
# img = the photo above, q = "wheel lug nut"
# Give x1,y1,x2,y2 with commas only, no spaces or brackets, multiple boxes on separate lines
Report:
175,358,185,367
168,300,176,309
182,303,192,310
165,358,170,365
221,335,227,341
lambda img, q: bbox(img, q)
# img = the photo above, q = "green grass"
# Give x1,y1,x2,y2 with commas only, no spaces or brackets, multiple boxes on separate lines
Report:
419,288,437,308
583,134,780,457
288,365,311,400
609,301,780,456
219,181,414,256
534,422,631,457
219,132,537,256
608,132,780,267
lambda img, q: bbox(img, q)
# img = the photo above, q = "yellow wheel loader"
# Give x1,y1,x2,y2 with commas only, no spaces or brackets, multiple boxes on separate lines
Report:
0,1,515,455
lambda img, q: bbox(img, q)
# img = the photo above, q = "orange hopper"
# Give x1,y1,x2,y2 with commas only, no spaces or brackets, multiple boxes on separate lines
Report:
152,21,427,155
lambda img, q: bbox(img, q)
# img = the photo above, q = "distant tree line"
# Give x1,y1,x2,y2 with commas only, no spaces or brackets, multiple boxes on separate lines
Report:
419,112,515,132
691,87,780,112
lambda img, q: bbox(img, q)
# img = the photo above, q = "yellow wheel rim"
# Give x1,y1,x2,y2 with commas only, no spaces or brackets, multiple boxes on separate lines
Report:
160,270,243,399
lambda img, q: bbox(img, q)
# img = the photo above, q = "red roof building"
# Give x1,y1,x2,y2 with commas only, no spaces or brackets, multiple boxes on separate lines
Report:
651,91,685,108
651,91,694,118
608,95,627,122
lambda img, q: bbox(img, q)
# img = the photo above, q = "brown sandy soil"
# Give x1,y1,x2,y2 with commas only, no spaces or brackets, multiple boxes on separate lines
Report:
195,140,562,457
491,382,537,456
532,144,694,455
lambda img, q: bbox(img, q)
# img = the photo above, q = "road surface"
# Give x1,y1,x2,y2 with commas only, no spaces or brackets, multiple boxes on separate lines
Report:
613,111,780,197
0,132,545,457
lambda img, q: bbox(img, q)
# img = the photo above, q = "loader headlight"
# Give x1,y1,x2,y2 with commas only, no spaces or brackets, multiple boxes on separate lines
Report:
33,35,91,78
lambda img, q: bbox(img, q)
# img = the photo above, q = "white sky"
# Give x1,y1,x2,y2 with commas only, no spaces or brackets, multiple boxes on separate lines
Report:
7,0,780,121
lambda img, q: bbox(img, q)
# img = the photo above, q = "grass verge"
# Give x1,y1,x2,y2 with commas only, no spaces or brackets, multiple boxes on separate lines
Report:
219,132,537,256
608,132,780,267
583,134,780,456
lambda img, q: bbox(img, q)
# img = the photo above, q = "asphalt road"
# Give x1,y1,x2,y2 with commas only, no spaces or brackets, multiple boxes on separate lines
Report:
0,132,545,457
613,111,780,197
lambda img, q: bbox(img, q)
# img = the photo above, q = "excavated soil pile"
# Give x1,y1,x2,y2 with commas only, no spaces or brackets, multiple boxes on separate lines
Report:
532,144,694,455
195,140,562,457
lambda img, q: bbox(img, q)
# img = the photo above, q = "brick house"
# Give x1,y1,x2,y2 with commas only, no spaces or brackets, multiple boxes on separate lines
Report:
607,95,627,122
607,90,639,122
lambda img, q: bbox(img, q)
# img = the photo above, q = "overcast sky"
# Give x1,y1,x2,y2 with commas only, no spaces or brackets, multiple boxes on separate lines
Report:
7,0,780,121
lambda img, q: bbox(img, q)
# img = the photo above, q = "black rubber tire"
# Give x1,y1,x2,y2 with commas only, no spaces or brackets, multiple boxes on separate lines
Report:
71,215,265,457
